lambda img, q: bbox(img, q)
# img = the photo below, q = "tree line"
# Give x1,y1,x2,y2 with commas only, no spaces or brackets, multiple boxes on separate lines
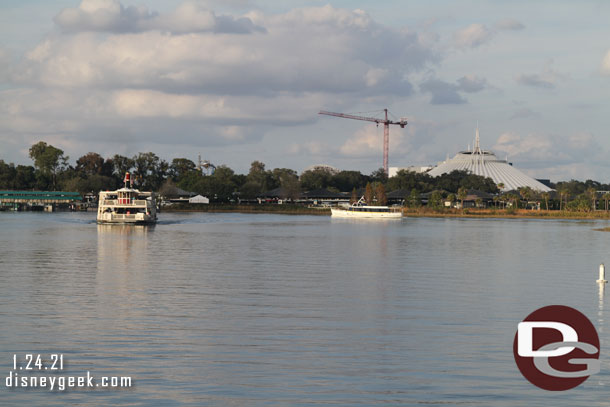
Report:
2,141,610,211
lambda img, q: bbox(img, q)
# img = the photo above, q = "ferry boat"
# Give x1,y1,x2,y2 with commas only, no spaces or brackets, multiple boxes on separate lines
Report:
97,173,157,224
330,197,403,219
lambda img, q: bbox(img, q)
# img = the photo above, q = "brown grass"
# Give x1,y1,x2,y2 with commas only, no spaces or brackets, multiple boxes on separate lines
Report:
403,207,610,220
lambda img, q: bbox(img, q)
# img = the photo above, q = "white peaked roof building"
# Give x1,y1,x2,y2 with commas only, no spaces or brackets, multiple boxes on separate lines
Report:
427,128,553,192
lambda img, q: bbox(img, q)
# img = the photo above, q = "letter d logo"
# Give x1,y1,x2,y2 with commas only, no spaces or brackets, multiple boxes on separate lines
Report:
517,321,577,357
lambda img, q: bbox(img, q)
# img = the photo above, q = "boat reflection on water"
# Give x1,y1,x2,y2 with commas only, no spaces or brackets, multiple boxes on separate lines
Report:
96,224,154,278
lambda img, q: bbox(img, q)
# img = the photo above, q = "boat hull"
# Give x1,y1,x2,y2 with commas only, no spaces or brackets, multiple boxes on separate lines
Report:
96,212,157,224
331,208,403,219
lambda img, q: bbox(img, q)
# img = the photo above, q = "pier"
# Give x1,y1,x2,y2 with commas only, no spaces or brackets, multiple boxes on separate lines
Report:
0,191,82,211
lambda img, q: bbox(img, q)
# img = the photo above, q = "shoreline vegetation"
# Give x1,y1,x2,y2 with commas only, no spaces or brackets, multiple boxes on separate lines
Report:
161,204,610,221
4,141,610,221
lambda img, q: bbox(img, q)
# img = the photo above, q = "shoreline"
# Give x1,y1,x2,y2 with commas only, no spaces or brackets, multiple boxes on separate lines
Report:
402,208,610,221
163,205,610,220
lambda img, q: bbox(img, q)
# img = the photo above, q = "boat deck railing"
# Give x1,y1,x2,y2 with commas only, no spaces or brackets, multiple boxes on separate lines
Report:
101,199,150,206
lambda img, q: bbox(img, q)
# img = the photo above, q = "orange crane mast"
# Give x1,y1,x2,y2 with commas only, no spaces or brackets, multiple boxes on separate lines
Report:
318,109,407,176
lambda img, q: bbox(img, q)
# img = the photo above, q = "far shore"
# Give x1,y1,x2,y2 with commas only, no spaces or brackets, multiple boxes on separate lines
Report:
162,204,610,221
402,208,610,220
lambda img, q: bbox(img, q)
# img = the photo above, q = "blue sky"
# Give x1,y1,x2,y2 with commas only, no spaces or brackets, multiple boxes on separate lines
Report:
1,0,609,181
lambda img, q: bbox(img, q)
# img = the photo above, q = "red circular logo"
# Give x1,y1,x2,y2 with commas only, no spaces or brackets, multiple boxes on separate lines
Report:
513,305,600,391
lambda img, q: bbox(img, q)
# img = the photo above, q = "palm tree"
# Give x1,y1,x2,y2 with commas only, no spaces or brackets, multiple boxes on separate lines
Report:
603,193,610,211
586,187,597,211
497,182,505,192
446,193,456,209
541,192,550,211
518,186,533,209
558,186,569,211
457,187,467,210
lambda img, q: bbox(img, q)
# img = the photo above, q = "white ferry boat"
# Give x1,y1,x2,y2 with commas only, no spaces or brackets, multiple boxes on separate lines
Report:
97,173,157,224
331,197,403,219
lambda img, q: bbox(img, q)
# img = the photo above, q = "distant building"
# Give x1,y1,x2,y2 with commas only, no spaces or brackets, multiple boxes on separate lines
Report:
189,195,209,204
427,127,553,192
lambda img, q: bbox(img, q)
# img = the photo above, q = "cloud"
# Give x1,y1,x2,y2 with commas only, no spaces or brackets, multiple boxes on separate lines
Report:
288,141,333,156
601,49,610,75
509,108,540,120
420,79,465,104
339,126,383,157
515,63,566,89
420,75,487,104
17,4,431,97
492,131,605,169
456,75,487,93
494,19,525,31
515,73,555,88
452,20,523,50
54,0,265,34
2,2,439,165
337,117,439,165
453,23,494,49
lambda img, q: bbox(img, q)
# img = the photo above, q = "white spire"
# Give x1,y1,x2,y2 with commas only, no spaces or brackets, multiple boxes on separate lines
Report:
474,122,481,153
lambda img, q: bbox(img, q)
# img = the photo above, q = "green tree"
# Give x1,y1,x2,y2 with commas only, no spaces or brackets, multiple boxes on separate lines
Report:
14,165,36,189
586,187,597,211
133,152,167,190
457,187,467,209
300,167,334,191
169,158,197,182
331,171,367,191
428,190,443,210
603,193,610,211
446,193,456,209
408,189,421,208
557,186,569,211
28,141,69,190
111,154,135,179
0,160,16,189
370,168,388,183
246,161,272,193
541,192,550,210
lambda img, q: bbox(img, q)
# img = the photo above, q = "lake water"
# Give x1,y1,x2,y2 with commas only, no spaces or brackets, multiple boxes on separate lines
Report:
1,212,610,406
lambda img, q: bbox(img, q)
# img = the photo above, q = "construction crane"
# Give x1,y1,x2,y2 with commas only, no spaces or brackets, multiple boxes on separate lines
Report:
318,109,407,176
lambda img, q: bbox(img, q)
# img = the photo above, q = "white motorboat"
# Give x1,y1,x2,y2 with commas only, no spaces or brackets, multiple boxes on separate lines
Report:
331,197,402,219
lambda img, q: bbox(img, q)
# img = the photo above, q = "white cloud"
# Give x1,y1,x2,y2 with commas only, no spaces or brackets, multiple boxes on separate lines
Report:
515,63,566,89
17,5,431,96
492,131,605,169
54,0,265,34
1,2,438,165
339,126,383,157
288,141,332,156
453,24,494,49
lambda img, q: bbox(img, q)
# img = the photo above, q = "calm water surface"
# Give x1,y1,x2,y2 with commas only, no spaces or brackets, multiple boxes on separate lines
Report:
1,212,610,406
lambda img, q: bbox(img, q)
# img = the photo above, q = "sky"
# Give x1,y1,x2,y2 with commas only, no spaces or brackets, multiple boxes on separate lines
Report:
1,0,609,181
